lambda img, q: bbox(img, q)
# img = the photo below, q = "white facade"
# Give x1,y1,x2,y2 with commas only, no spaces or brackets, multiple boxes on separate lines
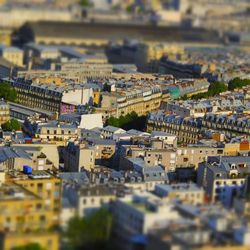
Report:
79,113,103,130
62,88,93,106
112,193,180,235
102,126,126,140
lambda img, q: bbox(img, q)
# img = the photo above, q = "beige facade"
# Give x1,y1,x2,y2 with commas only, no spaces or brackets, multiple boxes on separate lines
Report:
120,144,224,171
101,87,163,118
135,42,185,72
0,100,10,125
36,124,78,141
0,47,23,67
64,143,95,172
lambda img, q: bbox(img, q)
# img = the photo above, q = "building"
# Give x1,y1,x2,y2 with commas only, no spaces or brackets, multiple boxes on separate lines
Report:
0,58,19,78
17,21,222,46
112,191,180,250
197,156,250,207
0,147,33,172
35,122,79,141
119,141,224,172
202,113,250,140
101,85,163,118
0,99,10,125
0,46,23,67
147,111,203,144
8,79,96,114
78,113,103,130
0,170,61,250
101,126,126,140
135,42,185,72
154,183,205,205
63,139,116,171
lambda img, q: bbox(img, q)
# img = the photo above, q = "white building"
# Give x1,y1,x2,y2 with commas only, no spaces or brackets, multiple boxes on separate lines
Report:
102,125,126,140
79,113,103,130
62,87,93,106
112,191,180,236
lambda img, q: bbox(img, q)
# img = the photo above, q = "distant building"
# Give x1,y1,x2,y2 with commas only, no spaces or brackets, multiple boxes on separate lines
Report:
0,100,10,125
0,45,23,67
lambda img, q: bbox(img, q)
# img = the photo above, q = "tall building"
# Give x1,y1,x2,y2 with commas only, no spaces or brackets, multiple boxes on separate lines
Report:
0,100,10,125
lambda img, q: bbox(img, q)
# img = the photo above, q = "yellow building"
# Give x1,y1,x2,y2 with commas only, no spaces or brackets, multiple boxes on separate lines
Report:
0,100,10,125
224,143,240,156
135,42,185,72
0,46,24,67
0,29,12,46
0,170,61,250
93,89,101,106
1,232,59,250
12,170,61,225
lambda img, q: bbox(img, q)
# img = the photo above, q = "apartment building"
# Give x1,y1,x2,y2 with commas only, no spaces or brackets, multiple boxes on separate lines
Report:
9,79,94,114
0,100,10,125
101,86,163,117
63,183,118,218
155,183,205,205
197,156,250,207
63,139,116,172
112,192,180,250
119,142,224,172
147,111,202,144
101,125,126,140
202,113,250,139
0,147,54,171
0,170,61,250
18,59,113,83
36,122,79,141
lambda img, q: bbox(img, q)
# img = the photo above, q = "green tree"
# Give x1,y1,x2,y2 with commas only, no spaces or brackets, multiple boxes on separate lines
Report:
66,209,112,250
106,111,146,131
190,81,227,100
1,118,21,131
79,0,92,7
208,81,227,95
228,77,250,91
103,83,111,92
13,243,44,250
0,82,17,102
126,4,133,13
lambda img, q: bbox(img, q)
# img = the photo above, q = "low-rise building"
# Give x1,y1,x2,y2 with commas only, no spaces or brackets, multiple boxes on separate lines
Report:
36,122,78,141
155,183,205,205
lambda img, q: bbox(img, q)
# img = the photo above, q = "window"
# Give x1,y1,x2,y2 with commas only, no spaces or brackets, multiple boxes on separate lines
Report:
54,130,56,135
40,215,46,221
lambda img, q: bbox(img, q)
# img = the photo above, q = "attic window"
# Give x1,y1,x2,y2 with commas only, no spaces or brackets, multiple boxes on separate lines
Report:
238,163,246,168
